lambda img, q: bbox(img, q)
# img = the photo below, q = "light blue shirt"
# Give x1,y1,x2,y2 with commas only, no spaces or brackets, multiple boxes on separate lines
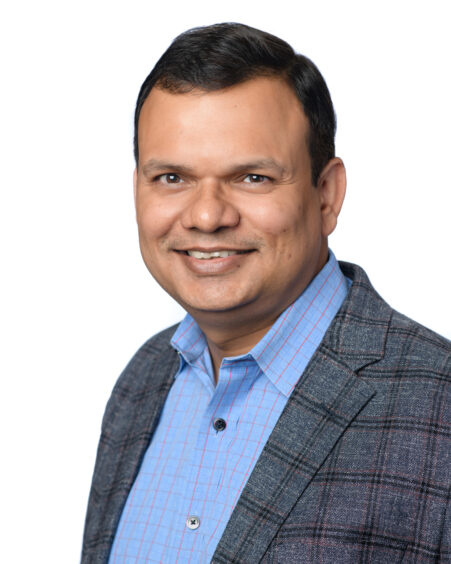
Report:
109,252,350,563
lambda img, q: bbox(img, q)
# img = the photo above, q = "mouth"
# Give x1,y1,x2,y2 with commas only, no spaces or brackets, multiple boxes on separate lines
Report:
183,249,251,260
173,247,255,275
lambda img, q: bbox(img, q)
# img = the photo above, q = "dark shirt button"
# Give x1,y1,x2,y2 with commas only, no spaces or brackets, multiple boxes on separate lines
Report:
213,418,227,432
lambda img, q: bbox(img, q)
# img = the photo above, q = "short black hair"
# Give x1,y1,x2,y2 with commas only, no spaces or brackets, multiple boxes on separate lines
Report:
134,23,336,185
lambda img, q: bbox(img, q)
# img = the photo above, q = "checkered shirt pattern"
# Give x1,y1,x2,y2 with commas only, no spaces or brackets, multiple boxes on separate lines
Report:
108,251,349,563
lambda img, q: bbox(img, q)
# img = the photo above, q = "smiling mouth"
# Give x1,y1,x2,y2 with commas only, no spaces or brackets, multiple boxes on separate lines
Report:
181,249,252,259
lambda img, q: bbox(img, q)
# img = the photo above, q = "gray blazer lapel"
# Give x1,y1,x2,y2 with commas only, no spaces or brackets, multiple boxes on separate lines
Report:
82,327,179,562
213,262,392,564
212,349,375,563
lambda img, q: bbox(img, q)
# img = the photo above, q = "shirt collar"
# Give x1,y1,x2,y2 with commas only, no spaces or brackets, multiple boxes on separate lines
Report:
171,316,206,369
171,251,349,396
250,251,349,396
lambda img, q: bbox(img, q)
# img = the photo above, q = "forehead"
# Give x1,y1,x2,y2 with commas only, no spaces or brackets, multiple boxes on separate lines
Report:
137,77,310,170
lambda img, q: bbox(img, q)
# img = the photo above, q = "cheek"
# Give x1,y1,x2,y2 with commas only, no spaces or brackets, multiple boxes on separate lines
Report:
137,199,178,243
246,194,322,265
248,199,308,239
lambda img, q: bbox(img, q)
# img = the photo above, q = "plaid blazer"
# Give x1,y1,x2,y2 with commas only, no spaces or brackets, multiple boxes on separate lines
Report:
82,262,450,563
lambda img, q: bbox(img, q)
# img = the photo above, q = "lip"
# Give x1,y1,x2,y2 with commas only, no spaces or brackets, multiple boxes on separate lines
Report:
174,248,255,275
175,247,252,253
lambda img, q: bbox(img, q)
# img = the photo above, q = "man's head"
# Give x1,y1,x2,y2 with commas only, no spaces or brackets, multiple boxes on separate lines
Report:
134,23,336,186
133,24,346,343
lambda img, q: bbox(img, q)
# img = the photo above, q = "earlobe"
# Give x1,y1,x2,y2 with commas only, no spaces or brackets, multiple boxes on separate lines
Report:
318,158,347,237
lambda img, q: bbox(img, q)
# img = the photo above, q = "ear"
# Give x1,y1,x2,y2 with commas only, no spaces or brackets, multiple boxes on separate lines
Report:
317,157,347,238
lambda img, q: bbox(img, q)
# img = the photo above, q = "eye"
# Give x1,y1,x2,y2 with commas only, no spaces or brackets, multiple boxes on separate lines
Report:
155,173,184,184
243,174,270,184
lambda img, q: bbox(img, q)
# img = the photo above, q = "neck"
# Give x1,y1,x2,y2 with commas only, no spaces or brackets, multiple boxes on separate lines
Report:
191,244,330,382
206,325,273,381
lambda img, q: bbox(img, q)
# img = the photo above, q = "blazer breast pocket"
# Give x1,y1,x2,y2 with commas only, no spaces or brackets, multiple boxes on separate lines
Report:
262,532,408,564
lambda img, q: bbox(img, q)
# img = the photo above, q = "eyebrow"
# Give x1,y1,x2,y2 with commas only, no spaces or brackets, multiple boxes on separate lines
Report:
141,159,194,177
230,158,287,176
141,157,287,177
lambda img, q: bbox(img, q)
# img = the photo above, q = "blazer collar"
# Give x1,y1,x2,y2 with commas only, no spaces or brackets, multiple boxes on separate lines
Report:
212,262,391,563
327,261,393,371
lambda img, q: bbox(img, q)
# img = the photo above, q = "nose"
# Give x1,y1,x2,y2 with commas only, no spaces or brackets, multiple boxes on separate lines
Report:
181,180,240,232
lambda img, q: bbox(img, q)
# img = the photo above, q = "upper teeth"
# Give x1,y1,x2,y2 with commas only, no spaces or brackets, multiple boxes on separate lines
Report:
187,250,239,259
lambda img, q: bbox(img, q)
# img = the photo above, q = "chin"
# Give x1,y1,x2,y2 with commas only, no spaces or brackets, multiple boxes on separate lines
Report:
185,298,246,315
178,289,256,316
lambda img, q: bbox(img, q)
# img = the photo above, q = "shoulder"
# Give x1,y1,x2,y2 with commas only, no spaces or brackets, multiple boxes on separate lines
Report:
120,323,180,378
387,308,450,373
337,263,449,449
337,260,450,374
115,323,179,386
101,323,180,430
363,308,449,414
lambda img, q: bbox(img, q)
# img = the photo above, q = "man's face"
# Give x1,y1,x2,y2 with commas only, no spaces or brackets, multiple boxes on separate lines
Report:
135,77,340,331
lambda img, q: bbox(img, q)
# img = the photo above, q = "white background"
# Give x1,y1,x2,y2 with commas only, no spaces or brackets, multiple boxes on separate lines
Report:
1,1,450,561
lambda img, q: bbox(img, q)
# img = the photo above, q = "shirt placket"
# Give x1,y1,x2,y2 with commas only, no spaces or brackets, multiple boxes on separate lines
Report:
179,359,258,563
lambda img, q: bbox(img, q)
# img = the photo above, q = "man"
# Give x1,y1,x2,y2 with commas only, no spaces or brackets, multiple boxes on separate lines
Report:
82,23,450,563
